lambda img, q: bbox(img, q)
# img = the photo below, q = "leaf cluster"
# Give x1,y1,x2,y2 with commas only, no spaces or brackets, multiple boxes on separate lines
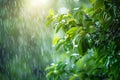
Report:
46,0,120,80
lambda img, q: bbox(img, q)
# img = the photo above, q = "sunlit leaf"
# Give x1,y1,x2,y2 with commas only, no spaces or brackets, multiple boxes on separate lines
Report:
52,36,61,45
46,71,54,77
70,74,79,80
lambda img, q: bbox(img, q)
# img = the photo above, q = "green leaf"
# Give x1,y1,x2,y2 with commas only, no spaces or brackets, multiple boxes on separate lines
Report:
46,19,53,26
87,25,96,33
70,74,79,80
55,23,63,33
80,0,92,8
49,9,55,16
93,0,104,10
46,71,54,77
55,39,65,50
78,40,83,55
52,36,60,45
45,65,56,71
66,27,79,36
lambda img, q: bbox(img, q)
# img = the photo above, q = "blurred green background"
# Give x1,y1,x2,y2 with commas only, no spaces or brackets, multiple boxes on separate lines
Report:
0,0,63,80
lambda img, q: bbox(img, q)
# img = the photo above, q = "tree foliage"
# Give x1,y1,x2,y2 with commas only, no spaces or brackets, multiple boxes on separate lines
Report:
46,0,120,80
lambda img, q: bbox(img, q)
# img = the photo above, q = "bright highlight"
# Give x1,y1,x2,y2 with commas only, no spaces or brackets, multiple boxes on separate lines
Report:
30,0,49,7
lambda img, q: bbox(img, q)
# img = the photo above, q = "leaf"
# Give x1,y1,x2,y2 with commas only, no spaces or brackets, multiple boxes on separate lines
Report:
79,30,86,37
49,9,55,16
81,38,89,53
52,36,60,45
46,9,55,19
70,74,79,80
80,0,92,8
46,71,54,77
78,40,83,55
56,61,66,71
45,65,56,71
90,0,96,4
66,27,79,37
67,18,75,24
55,39,65,50
55,23,63,33
87,25,96,33
93,0,104,10
46,19,53,26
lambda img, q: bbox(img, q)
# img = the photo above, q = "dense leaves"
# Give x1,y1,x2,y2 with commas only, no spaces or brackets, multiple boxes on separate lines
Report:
46,0,120,80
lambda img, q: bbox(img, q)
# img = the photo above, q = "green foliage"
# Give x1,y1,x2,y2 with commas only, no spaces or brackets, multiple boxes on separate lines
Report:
46,0,120,80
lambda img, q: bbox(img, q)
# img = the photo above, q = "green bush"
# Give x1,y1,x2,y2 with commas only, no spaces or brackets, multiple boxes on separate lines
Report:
46,0,120,80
